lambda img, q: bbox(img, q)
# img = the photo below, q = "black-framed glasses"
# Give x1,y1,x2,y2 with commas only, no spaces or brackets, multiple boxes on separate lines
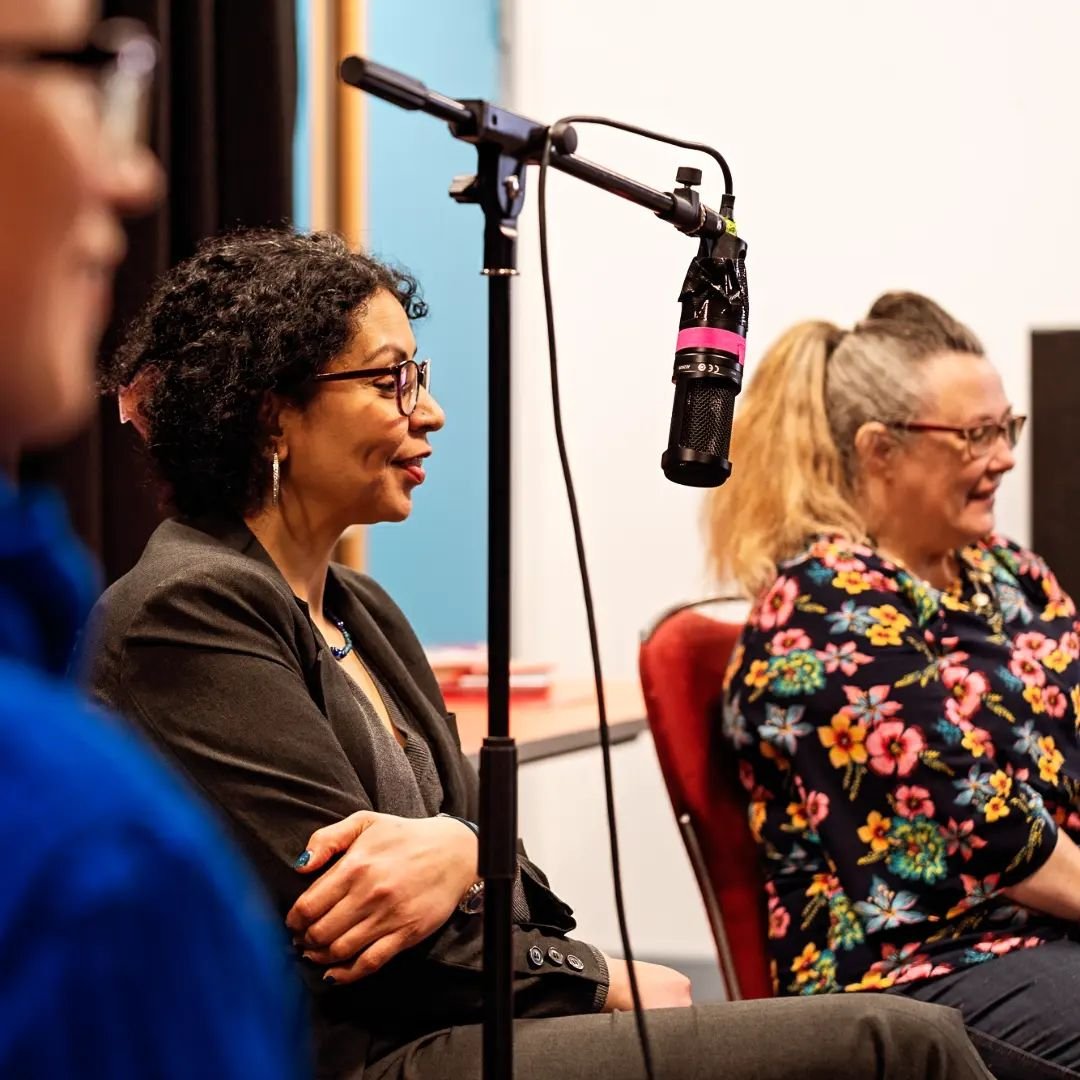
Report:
0,19,157,159
888,414,1027,459
312,358,431,417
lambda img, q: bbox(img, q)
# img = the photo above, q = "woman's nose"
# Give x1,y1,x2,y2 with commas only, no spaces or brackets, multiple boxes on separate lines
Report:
411,386,445,432
97,143,165,217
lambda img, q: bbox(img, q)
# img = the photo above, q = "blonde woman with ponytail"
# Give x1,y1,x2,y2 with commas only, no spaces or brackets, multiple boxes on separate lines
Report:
716,293,1080,1080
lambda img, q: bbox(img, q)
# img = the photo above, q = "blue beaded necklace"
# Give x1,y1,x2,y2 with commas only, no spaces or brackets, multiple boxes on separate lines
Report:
325,612,354,661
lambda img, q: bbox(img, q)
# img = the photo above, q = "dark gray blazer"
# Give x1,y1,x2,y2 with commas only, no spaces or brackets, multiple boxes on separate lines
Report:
86,517,607,1078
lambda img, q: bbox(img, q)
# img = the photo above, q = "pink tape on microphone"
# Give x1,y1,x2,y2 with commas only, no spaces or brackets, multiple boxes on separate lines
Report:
676,326,746,364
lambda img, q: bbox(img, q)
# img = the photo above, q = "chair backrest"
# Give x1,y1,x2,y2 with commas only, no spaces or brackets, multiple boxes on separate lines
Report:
638,598,773,1000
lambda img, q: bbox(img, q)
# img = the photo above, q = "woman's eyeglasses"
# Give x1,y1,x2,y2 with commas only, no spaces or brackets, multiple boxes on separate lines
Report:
0,19,157,160
312,358,431,417
888,414,1027,459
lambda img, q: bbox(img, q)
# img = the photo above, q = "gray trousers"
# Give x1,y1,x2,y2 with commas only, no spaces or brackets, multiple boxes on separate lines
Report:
891,938,1080,1080
367,994,994,1080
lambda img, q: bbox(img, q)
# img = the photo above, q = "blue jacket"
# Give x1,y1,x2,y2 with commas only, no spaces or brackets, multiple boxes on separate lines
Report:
0,479,307,1078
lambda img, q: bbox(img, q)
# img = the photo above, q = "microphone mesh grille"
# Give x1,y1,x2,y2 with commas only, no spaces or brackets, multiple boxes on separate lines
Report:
681,381,735,456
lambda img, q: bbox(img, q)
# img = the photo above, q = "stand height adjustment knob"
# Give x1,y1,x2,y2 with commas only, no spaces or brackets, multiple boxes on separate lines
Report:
450,173,480,203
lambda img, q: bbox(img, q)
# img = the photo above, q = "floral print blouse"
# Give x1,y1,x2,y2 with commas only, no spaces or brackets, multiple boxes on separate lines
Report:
722,534,1080,996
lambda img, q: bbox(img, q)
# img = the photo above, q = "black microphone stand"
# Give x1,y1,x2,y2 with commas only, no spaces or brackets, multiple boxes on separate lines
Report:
339,57,732,1080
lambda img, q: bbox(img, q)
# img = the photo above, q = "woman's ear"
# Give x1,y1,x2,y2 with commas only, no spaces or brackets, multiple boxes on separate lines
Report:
853,421,899,479
260,392,290,464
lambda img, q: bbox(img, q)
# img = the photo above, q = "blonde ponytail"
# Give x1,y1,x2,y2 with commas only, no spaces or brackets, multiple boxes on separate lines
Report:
704,321,862,596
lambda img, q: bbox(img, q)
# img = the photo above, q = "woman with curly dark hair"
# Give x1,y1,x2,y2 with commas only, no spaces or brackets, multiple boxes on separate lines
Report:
86,227,995,1080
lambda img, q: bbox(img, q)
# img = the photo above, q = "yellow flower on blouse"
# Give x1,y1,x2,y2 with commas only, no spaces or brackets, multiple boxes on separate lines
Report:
1044,649,1070,674
989,770,1012,798
833,570,871,595
749,799,767,841
984,796,1010,823
1022,686,1046,714
869,605,911,631
865,606,910,647
745,659,771,689
845,971,895,992
867,624,903,647
725,642,746,686
1037,735,1064,784
818,712,869,768
961,728,992,758
941,591,967,612
857,810,892,853
1042,579,1072,621
790,943,822,984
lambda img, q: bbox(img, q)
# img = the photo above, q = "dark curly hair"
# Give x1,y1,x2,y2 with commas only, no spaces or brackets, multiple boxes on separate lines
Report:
102,228,427,518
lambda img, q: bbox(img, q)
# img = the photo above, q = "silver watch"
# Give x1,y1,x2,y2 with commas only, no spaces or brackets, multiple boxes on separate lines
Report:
458,879,485,915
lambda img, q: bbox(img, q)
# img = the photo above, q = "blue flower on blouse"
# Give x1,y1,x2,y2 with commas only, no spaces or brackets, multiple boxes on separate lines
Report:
826,601,876,636
722,699,753,749
996,665,1024,693
1012,720,1039,757
953,765,995,809
854,876,925,932
759,703,812,754
997,583,1032,625
934,717,964,746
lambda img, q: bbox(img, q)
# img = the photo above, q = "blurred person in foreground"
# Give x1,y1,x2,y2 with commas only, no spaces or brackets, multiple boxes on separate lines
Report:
88,227,996,1080
715,292,1080,1080
0,2,305,1076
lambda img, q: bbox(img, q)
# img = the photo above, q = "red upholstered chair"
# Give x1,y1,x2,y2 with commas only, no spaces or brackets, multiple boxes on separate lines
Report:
638,598,773,1001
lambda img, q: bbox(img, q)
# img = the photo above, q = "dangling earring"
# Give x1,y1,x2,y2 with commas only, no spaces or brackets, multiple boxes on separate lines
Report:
272,450,281,507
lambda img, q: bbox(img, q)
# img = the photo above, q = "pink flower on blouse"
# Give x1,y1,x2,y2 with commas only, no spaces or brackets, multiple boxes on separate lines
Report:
738,759,754,791
894,785,935,820
973,935,1042,957
805,790,831,829
759,576,799,631
810,541,867,573
892,961,953,985
770,628,812,655
941,818,988,861
819,640,872,676
866,721,925,777
1042,684,1068,719
1009,650,1047,688
942,666,989,723
1014,632,1054,659
768,895,791,939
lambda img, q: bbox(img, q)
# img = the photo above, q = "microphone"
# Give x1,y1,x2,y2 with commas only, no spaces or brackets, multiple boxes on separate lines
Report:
661,182,748,488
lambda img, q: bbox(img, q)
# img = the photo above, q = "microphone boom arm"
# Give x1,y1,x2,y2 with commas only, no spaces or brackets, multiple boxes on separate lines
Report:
339,55,734,239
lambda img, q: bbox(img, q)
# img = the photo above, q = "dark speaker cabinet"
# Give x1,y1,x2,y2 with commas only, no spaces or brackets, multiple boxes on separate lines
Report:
1032,330,1080,601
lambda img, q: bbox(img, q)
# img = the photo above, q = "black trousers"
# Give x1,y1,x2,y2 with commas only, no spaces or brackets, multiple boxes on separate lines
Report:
367,994,993,1079
889,938,1080,1080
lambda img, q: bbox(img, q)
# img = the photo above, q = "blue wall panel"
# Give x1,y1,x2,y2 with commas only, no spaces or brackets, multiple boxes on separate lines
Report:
365,0,500,646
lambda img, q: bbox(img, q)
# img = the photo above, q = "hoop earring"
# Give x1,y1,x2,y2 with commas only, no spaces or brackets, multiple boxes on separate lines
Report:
272,450,280,507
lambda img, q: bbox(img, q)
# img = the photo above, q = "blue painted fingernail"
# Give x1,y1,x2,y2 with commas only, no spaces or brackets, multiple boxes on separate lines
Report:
323,975,336,986
294,850,311,868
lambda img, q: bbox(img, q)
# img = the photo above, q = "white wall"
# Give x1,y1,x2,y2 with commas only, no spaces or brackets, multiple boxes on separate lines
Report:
518,734,718,972
506,0,1080,683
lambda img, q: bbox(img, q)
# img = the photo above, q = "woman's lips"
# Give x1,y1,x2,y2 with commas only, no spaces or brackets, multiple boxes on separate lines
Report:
394,457,426,484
